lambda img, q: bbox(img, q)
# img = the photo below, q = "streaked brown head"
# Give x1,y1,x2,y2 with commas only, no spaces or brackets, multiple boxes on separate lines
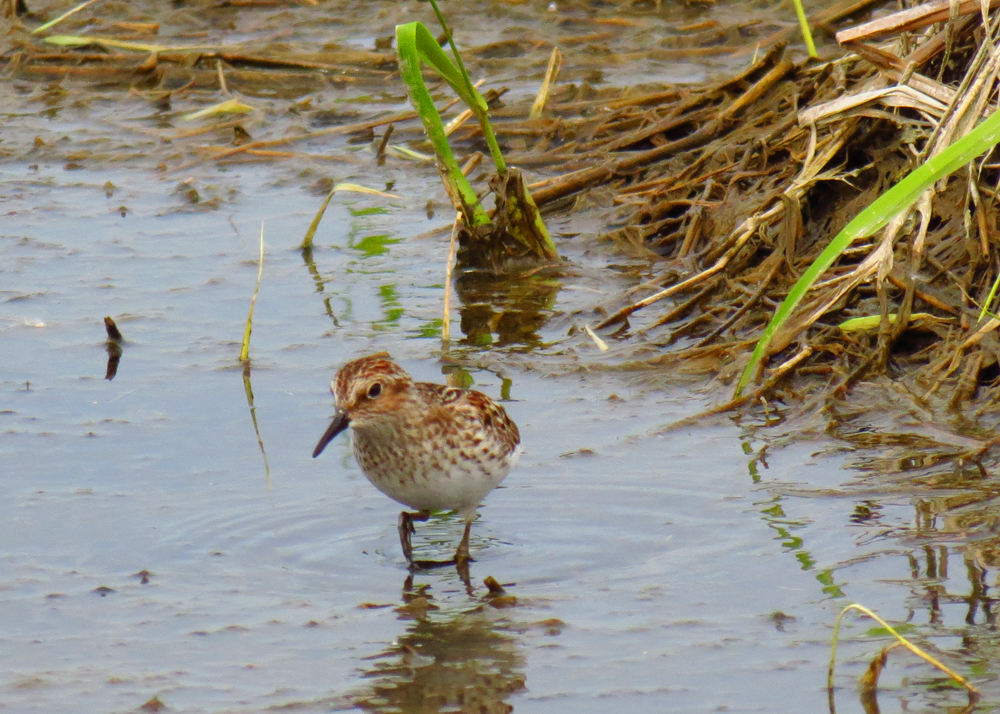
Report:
312,353,413,458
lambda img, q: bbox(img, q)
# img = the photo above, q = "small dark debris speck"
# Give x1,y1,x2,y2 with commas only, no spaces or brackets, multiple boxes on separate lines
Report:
559,448,596,458
139,695,166,712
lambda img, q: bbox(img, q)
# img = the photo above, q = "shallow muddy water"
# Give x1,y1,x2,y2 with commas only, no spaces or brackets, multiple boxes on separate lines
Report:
4,1,1000,712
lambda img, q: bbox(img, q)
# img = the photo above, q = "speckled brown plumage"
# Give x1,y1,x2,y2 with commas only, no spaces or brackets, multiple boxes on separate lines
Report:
313,353,521,567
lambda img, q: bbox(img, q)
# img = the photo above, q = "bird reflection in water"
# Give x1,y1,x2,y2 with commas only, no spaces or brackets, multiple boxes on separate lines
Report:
353,575,526,714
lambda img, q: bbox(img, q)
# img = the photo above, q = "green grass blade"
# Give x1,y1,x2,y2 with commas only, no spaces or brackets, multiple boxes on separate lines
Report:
180,98,255,122
240,223,264,363
399,21,485,112
838,313,936,332
829,603,979,697
396,21,491,226
423,0,507,174
299,183,401,251
791,0,818,59
396,14,557,260
425,0,477,110
736,108,1000,395
32,0,98,34
979,272,1000,321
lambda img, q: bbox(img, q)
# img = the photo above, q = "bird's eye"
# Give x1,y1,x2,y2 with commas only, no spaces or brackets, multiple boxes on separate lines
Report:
367,383,382,399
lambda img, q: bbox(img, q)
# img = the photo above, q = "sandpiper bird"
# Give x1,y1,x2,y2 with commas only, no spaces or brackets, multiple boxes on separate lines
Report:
312,353,521,567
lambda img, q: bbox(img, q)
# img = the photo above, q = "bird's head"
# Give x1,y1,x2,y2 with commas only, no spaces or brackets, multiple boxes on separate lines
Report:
312,352,412,457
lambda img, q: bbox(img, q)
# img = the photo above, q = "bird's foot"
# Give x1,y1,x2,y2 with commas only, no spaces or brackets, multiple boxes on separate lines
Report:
398,510,431,564
409,557,458,570
399,514,475,591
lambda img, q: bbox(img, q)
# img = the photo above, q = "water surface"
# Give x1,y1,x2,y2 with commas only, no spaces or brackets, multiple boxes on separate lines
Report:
3,2,998,712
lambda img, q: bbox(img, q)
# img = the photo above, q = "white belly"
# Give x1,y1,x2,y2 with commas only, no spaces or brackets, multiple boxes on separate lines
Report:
351,432,516,521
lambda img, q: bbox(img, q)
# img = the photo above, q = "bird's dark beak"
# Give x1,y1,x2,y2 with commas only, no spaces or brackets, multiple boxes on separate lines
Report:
312,410,349,458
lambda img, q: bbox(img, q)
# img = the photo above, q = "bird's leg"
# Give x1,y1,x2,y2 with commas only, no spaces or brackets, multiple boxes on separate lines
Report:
398,510,431,564
398,512,412,563
454,522,473,565
454,522,474,590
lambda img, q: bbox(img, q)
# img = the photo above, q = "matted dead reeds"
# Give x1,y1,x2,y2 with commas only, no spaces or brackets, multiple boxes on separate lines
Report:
509,1,1000,428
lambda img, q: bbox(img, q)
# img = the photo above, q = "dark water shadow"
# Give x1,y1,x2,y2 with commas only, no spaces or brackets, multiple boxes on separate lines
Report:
454,266,562,348
104,316,124,381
